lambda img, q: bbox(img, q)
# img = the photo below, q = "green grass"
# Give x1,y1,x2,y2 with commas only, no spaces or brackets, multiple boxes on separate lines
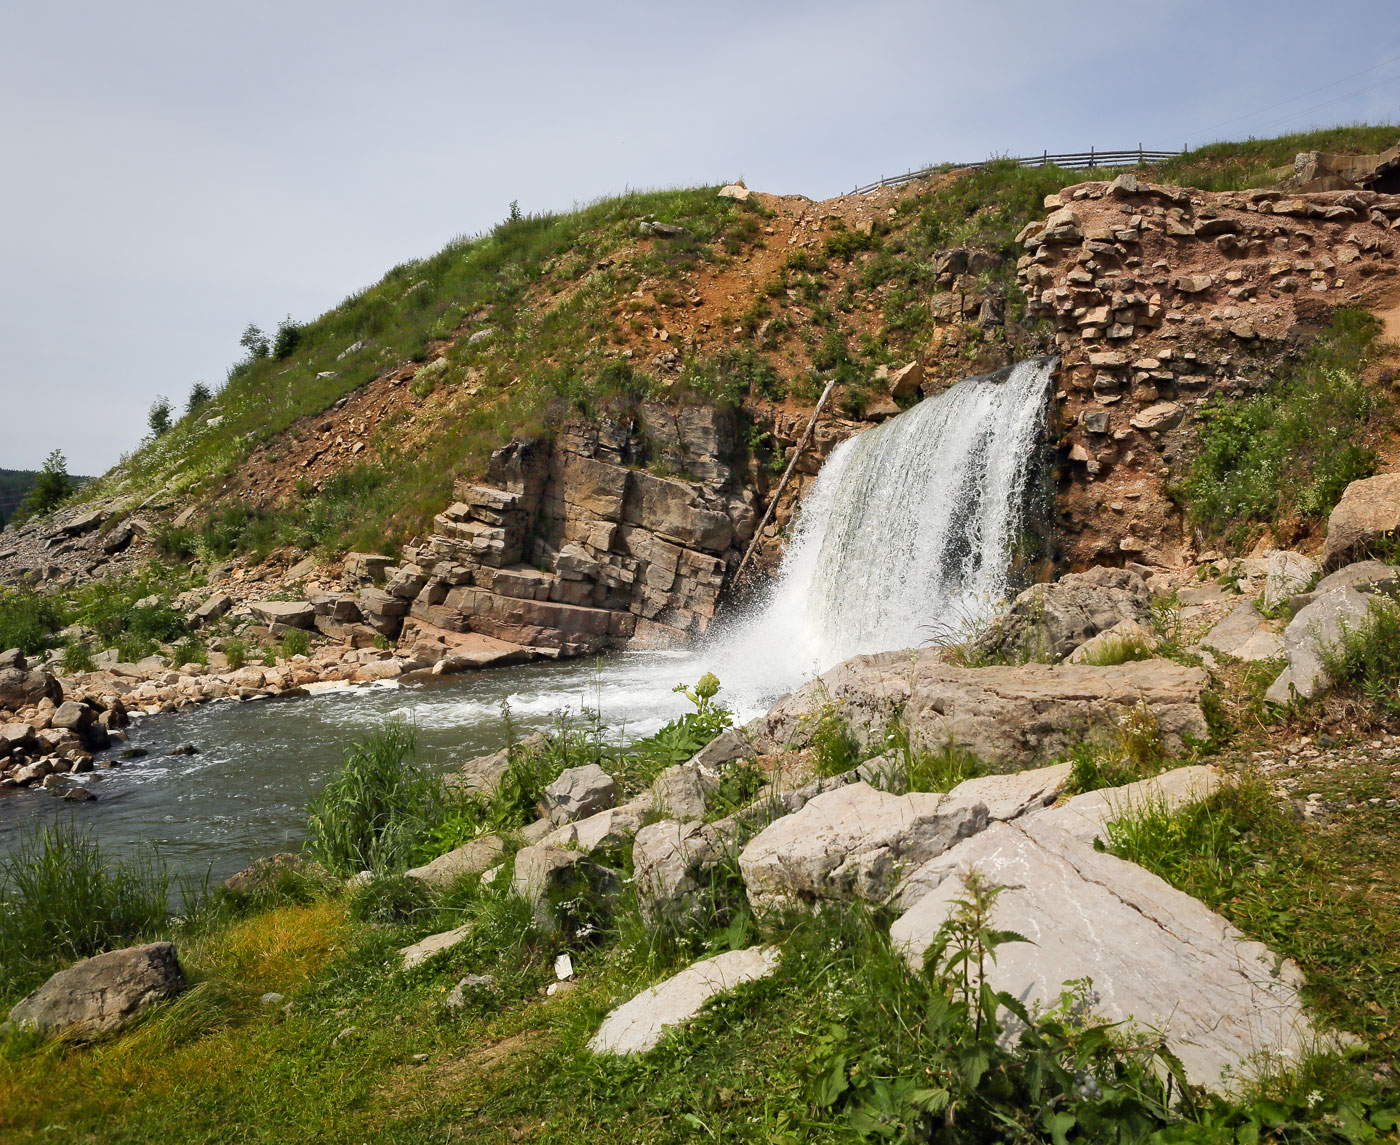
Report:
305,721,444,877
0,588,62,655
0,823,179,1004
0,566,197,663
1106,771,1400,1051
1156,124,1400,192
1175,308,1388,548
3,847,1395,1143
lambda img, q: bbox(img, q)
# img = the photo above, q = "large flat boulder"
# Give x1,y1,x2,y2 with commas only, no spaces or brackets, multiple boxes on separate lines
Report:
405,836,505,887
6,942,186,1039
247,600,315,629
588,947,780,1055
888,821,1314,1091
1019,764,1221,848
1266,586,1373,703
1201,602,1284,662
970,567,1152,664
943,761,1072,822
748,652,1209,766
738,781,987,913
1322,472,1400,567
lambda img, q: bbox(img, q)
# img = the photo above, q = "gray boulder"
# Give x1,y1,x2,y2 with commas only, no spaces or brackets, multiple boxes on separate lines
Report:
543,763,618,825
0,666,62,710
1261,551,1319,610
6,942,186,1039
633,819,725,925
405,836,505,887
190,593,233,628
649,762,709,821
738,782,988,913
399,925,470,970
747,651,1209,766
972,566,1152,664
1296,560,1400,607
889,820,1314,1092
588,947,780,1055
510,844,587,910
1265,586,1373,703
1201,602,1284,662
1322,472,1400,567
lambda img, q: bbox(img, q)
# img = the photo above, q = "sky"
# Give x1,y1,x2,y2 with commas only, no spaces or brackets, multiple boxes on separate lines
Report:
1,0,1398,475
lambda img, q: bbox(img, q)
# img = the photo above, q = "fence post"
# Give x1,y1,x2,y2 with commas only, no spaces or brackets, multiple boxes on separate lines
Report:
1089,146,1095,168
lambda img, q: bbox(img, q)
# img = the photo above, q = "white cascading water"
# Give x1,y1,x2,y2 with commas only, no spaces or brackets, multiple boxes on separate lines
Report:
702,355,1054,707
375,356,1053,734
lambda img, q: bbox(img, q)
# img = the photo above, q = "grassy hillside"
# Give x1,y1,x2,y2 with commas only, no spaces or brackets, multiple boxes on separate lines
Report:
77,124,1399,563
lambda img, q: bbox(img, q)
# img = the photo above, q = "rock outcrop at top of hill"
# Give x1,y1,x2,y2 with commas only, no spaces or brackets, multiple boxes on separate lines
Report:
1022,175,1400,569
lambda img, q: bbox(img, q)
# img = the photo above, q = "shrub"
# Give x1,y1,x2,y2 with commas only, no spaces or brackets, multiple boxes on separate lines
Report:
811,708,863,777
272,316,303,360
14,449,72,521
61,639,96,673
185,382,213,416
0,588,62,654
279,628,311,659
0,823,174,1002
148,396,173,438
306,722,442,876
615,674,734,790
223,639,248,670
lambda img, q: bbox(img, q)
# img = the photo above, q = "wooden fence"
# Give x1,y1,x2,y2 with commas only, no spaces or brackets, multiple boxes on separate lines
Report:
852,147,1187,195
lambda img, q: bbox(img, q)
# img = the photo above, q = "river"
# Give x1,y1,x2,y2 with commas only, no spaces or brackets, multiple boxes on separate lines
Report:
0,649,768,885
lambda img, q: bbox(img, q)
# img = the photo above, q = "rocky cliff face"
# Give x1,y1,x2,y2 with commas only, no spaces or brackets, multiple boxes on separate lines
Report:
386,404,764,657
1019,174,1400,567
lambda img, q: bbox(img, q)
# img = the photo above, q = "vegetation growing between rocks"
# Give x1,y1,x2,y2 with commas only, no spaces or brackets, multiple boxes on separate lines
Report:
1177,309,1388,548
1106,771,1400,1052
1321,594,1400,716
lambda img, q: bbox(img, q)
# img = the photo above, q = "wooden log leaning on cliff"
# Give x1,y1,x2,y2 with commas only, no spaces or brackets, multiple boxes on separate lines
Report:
731,376,839,587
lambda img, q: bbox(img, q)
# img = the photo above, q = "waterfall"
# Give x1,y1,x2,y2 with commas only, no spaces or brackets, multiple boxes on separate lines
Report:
712,357,1053,692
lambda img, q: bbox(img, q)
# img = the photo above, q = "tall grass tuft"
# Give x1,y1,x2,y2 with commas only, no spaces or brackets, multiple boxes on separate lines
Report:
0,823,173,1003
306,721,441,876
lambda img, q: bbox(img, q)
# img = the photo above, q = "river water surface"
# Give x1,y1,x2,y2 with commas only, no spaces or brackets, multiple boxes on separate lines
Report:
0,650,758,885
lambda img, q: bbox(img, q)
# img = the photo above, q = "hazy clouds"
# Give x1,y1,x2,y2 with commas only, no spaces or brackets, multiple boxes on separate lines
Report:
2,0,1397,472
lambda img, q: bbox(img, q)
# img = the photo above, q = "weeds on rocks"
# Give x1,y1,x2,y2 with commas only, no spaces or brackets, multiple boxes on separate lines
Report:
1178,309,1386,548
1321,595,1400,716
1063,700,1166,795
1105,770,1400,1053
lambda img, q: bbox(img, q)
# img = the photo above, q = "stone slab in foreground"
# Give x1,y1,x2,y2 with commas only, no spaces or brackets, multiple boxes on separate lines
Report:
889,820,1313,1091
588,946,780,1055
739,781,987,913
747,654,1209,765
6,942,186,1039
